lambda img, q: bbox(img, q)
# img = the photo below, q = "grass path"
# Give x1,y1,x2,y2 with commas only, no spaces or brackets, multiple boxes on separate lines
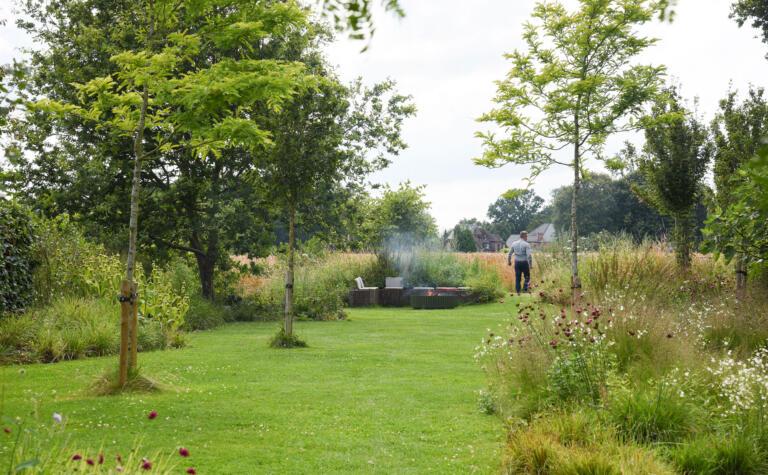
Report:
2,303,518,473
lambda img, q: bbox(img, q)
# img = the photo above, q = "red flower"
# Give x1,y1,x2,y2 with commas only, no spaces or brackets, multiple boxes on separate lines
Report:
147,411,158,420
98,454,104,464
72,454,82,461
499,299,504,303
141,461,152,470
2,428,9,434
86,459,95,466
117,454,122,463
179,448,190,457
186,469,197,474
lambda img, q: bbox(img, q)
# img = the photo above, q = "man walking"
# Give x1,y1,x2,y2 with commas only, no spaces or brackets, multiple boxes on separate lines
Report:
507,231,532,294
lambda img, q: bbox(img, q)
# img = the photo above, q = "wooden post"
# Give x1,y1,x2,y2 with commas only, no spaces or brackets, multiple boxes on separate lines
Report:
130,281,139,369
119,279,132,388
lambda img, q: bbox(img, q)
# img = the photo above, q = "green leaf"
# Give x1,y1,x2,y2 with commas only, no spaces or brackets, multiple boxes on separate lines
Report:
14,459,40,471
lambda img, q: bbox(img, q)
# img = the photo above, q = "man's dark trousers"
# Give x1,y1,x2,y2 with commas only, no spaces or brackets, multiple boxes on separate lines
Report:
514,260,530,293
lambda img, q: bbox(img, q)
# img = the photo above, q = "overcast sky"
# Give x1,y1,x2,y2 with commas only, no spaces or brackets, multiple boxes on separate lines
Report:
3,1,768,232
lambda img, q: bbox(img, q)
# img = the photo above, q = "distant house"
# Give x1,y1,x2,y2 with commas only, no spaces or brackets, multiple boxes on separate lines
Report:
472,226,505,252
507,223,556,250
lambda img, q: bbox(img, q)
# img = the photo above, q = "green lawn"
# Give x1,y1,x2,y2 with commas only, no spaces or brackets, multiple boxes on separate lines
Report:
1,303,517,474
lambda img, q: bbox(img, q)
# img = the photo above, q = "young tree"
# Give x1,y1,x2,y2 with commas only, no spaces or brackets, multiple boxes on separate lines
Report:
703,143,768,272
634,90,713,270
452,225,478,252
710,86,768,286
487,189,544,237
365,182,438,246
258,77,414,338
475,0,666,296
31,0,311,386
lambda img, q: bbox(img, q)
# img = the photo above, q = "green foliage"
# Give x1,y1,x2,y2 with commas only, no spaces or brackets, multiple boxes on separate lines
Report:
0,297,171,365
452,225,477,252
0,200,36,312
609,380,695,444
731,0,768,55
702,148,768,268
635,88,713,269
268,327,307,348
320,0,404,43
405,249,467,287
30,216,194,331
257,252,382,321
31,215,123,305
547,345,617,404
364,182,437,246
487,189,544,237
669,434,768,475
711,86,768,209
464,261,504,304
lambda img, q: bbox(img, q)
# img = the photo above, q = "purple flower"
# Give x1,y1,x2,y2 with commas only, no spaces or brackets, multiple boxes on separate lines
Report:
99,454,104,464
186,469,197,474
141,461,152,470
2,428,9,434
72,454,82,461
53,413,63,423
86,459,95,466
179,448,190,457
147,411,158,420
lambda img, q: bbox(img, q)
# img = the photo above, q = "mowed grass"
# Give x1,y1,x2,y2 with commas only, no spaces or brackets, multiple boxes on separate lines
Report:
2,303,515,474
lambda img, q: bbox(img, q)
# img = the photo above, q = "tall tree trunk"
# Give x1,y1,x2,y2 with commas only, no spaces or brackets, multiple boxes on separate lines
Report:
284,199,296,336
119,86,149,386
571,134,581,301
673,212,691,271
196,253,216,301
735,257,747,288
125,88,149,283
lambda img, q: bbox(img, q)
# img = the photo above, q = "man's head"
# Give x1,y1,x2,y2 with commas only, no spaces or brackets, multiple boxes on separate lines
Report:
520,231,528,241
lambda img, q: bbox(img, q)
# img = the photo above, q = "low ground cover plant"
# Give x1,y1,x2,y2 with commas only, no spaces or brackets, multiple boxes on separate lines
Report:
476,234,768,472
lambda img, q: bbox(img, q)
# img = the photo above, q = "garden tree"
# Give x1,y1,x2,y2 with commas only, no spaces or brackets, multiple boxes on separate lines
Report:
731,0,768,57
703,142,768,271
487,189,544,237
452,225,478,252
364,182,438,246
29,0,312,386
475,0,666,297
710,86,768,286
634,89,713,270
257,77,414,338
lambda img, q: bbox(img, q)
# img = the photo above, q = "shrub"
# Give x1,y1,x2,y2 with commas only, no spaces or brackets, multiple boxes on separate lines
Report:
0,200,36,312
183,296,226,330
31,215,123,304
547,344,617,404
464,259,504,303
